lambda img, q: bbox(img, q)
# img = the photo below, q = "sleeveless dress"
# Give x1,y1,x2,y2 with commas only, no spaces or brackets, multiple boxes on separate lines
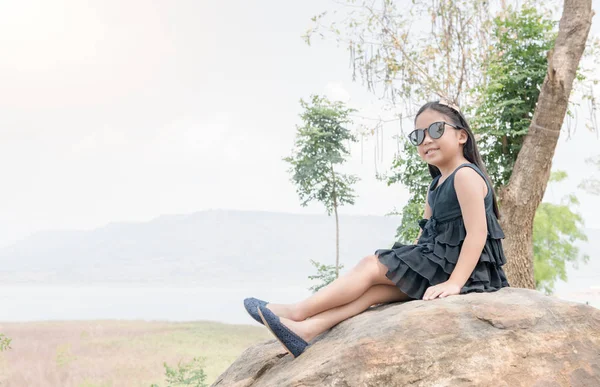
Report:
375,163,510,300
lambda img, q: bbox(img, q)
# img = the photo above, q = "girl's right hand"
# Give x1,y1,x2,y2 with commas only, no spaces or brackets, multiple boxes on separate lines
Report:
422,280,462,300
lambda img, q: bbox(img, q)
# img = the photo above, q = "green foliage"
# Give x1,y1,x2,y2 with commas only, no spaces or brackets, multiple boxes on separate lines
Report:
471,6,556,187
533,171,589,294
151,357,208,387
0,334,11,352
395,198,425,244
383,139,430,243
284,95,359,280
307,259,344,293
283,95,359,215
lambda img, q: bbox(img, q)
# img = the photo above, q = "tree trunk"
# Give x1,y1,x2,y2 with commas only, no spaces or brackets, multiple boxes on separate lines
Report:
499,0,593,289
334,202,340,279
330,164,340,279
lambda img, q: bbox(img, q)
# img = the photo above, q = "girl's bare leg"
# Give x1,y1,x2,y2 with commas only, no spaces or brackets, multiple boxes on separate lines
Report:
277,284,410,342
267,255,398,321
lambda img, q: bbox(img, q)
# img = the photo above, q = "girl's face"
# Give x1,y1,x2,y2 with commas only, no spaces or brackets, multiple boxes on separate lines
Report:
414,109,468,166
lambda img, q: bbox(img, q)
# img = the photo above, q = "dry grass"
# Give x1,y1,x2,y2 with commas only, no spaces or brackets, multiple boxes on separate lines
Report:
0,320,270,386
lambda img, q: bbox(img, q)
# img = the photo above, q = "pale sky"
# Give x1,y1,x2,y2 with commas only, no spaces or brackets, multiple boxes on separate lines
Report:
1,0,600,248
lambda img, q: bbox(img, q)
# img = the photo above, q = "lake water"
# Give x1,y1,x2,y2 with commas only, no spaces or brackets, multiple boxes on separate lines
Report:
1,279,597,325
2,241,598,324
0,285,314,325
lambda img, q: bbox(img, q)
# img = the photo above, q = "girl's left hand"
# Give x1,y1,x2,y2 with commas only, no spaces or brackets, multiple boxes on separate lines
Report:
422,281,462,300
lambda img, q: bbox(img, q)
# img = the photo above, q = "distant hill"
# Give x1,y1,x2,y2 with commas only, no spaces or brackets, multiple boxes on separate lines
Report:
0,210,401,286
1,209,597,300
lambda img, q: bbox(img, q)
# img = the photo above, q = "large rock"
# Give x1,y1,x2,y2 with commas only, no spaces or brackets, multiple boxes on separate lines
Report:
212,288,600,386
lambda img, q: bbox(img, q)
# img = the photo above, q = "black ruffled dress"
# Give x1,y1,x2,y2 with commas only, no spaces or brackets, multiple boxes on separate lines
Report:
375,163,510,300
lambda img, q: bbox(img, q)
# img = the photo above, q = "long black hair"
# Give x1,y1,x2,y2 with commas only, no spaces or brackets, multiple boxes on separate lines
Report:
414,100,501,219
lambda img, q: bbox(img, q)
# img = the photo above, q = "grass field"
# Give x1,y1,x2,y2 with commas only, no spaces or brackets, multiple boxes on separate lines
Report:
0,320,270,386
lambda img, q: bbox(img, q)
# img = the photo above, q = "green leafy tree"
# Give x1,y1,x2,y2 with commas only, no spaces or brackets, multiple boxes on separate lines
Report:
284,95,359,279
533,171,589,294
471,5,557,188
150,357,207,387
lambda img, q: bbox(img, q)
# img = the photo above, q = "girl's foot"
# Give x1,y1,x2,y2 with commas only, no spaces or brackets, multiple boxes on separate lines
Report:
257,305,314,358
266,303,303,321
276,316,317,342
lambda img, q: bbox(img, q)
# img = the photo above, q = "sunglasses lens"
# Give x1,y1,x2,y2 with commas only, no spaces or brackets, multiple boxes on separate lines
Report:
409,130,420,145
429,122,445,139
408,132,416,145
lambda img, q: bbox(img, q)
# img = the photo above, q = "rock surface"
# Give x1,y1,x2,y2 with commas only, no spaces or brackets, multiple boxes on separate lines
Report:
212,288,600,387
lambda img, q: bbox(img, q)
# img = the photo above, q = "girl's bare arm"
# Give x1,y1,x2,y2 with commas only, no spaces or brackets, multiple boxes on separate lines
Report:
448,167,489,287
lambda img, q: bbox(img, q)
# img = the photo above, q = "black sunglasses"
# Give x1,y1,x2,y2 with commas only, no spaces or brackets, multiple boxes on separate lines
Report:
408,121,464,146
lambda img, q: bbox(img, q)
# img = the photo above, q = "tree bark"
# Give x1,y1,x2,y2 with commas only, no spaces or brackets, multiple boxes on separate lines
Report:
330,164,340,279
499,0,593,288
334,201,340,279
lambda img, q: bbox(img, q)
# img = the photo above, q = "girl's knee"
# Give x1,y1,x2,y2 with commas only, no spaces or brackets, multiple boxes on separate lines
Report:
360,254,395,285
358,254,379,269
359,254,385,279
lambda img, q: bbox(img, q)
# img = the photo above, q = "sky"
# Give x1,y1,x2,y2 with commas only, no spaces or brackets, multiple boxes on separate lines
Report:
1,0,600,248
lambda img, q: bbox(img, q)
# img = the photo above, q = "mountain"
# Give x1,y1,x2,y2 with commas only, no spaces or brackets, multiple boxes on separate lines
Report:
1,209,597,300
0,210,401,286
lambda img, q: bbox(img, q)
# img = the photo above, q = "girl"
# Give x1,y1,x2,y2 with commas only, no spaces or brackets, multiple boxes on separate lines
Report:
244,99,510,358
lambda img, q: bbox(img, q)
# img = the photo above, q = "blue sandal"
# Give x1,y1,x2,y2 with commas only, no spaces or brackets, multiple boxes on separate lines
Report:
257,304,309,358
243,297,268,325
